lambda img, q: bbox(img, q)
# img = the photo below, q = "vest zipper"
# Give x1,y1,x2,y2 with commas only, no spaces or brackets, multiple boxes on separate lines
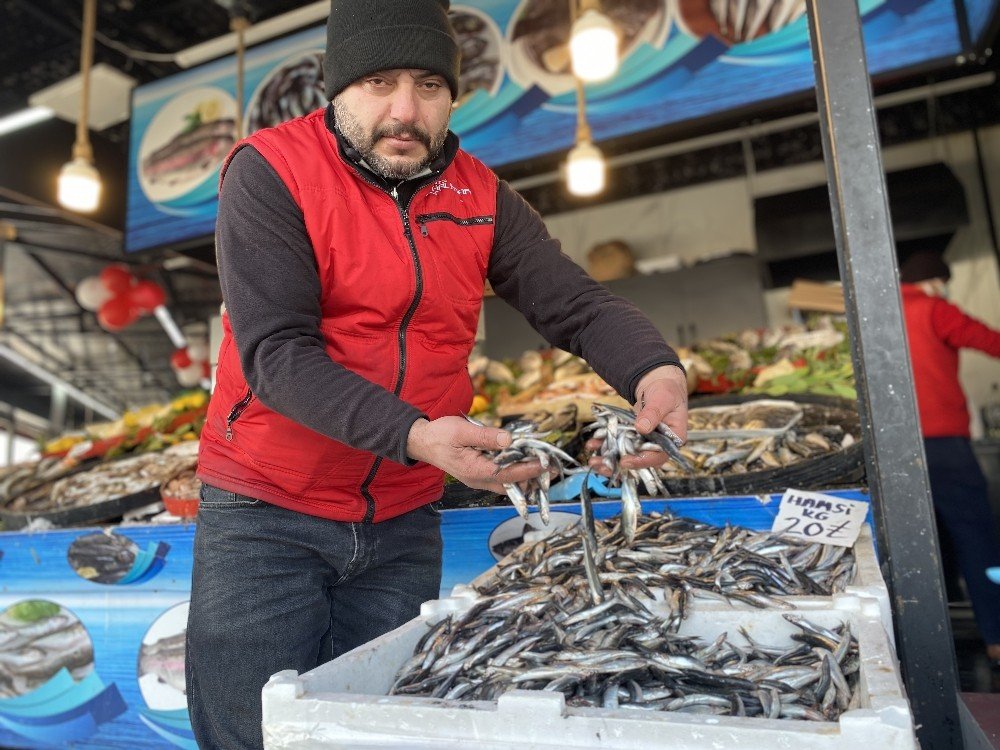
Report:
225,389,254,441
352,177,433,523
415,212,494,237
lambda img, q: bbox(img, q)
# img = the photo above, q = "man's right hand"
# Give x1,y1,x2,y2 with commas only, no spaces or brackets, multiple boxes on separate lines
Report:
406,417,544,494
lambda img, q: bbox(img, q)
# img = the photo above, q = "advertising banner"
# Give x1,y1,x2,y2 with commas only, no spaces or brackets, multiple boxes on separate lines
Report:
125,0,981,254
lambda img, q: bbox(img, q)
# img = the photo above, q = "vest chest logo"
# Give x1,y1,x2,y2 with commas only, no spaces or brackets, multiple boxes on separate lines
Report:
429,179,472,198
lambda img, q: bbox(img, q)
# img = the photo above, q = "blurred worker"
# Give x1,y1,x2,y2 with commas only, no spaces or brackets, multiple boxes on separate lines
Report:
899,248,1000,665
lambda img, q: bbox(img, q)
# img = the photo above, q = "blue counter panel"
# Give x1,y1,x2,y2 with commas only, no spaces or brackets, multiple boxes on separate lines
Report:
0,489,869,748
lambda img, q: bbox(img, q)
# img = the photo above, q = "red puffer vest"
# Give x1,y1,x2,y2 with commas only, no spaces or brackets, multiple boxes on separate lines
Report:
197,108,497,522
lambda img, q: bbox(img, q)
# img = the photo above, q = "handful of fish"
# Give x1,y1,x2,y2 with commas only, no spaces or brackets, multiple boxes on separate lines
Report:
587,404,692,543
481,416,582,525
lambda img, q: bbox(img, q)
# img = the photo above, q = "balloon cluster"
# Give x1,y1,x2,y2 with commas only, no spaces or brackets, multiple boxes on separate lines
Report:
75,264,166,332
170,341,211,388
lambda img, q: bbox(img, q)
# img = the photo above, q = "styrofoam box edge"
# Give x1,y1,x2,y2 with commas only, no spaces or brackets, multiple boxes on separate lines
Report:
262,595,914,750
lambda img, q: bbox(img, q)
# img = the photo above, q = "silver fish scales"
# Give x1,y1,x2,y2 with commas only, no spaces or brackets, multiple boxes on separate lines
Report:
474,415,582,524
587,403,692,544
391,510,861,720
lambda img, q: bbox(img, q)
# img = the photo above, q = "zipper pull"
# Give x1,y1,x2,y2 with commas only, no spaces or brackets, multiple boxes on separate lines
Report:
225,425,233,441
419,222,428,237
390,186,399,201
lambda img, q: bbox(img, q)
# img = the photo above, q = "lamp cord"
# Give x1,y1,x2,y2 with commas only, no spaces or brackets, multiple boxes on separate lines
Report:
73,0,97,162
575,77,592,144
232,16,251,140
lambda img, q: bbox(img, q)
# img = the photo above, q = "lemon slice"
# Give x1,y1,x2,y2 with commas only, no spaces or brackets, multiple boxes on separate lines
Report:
196,99,221,123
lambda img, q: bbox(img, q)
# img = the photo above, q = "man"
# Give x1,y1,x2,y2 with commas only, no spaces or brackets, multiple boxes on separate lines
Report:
189,1,688,747
899,248,1000,668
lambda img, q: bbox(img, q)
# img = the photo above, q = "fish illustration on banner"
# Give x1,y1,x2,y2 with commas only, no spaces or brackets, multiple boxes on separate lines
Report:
137,602,194,750
0,600,127,745
68,531,171,586
125,0,978,254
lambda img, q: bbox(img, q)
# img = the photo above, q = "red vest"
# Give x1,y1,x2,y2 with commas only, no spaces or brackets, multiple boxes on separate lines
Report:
198,109,497,522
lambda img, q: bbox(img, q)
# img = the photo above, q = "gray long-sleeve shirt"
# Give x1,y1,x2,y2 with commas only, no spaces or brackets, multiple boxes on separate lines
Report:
215,112,681,467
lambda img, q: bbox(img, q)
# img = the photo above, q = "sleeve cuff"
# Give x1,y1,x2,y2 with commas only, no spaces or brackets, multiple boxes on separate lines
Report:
625,359,686,404
395,411,429,466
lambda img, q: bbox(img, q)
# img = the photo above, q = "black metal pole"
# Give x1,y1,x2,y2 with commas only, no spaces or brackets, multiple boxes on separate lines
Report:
804,3,962,749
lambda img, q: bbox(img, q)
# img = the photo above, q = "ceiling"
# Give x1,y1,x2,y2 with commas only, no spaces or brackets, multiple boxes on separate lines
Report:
0,1,998,433
0,0,313,124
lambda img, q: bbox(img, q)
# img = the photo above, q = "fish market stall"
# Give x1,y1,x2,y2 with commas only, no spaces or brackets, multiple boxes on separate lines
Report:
0,490,874,750
258,496,904,750
0,359,880,748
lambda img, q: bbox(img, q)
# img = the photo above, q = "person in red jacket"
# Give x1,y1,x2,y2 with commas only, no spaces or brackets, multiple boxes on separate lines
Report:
899,248,1000,668
188,2,689,748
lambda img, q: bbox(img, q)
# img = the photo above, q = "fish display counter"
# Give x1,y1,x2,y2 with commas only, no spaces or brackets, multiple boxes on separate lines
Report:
0,490,870,749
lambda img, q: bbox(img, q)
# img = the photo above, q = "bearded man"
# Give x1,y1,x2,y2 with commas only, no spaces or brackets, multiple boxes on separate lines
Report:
188,2,688,747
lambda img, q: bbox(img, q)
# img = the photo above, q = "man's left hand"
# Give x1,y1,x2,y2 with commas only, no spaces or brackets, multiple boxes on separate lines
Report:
588,364,689,475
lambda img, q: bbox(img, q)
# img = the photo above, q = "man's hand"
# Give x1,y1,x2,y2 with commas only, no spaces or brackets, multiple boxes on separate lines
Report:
588,365,689,476
407,417,544,493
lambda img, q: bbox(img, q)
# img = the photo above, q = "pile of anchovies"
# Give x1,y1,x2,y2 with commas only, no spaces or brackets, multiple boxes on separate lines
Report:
483,417,581,525
390,512,860,721
587,404,693,543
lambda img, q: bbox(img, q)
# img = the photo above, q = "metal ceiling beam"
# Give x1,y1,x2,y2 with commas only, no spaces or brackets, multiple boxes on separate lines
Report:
0,343,119,420
0,191,121,237
8,238,125,264
4,315,130,410
805,2,962,748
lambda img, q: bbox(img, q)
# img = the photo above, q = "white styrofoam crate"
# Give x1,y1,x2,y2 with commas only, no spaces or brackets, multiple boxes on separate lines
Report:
691,526,892,642
470,524,893,643
262,593,914,750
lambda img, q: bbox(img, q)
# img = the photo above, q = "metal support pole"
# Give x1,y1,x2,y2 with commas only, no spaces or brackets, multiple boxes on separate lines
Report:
3,404,14,467
804,2,962,748
49,385,67,436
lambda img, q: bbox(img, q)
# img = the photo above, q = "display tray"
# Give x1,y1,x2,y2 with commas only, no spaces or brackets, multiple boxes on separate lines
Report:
670,392,864,494
0,446,198,531
0,458,97,508
0,487,164,530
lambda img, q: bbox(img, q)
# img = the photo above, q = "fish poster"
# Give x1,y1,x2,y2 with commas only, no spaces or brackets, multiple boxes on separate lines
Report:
0,490,868,749
123,0,990,254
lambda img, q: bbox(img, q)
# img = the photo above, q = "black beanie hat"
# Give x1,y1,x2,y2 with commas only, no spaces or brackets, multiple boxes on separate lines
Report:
899,249,951,284
323,0,460,101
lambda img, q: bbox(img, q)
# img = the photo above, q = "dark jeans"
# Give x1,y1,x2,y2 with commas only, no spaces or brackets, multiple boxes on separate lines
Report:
186,484,443,750
925,437,1000,645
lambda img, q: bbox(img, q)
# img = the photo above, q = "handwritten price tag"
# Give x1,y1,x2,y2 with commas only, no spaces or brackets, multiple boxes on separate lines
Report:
771,489,869,547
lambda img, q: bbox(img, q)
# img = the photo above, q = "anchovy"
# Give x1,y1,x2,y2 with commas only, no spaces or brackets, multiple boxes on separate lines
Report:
489,416,581,525
391,508,860,721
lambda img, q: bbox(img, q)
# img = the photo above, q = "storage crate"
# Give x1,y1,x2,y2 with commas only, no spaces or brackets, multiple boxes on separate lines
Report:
261,594,914,749
691,525,893,641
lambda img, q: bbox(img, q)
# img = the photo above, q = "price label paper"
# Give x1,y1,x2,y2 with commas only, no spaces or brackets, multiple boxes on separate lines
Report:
771,490,869,547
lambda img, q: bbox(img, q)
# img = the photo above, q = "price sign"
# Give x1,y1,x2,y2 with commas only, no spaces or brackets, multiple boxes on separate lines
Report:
771,489,869,547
